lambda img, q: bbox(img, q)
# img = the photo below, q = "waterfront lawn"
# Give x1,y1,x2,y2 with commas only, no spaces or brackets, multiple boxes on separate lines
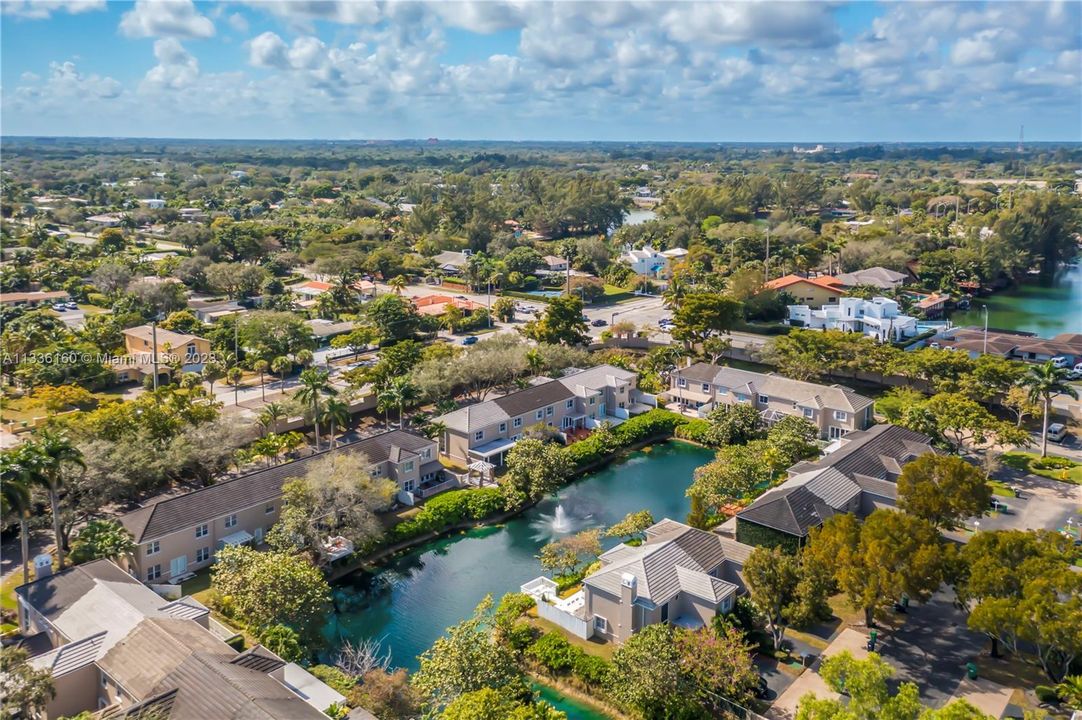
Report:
528,616,616,661
1000,451,1082,484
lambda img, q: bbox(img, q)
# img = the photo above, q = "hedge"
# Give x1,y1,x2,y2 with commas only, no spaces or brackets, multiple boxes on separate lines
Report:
309,665,357,695
564,408,689,469
673,419,713,445
389,487,504,543
525,632,613,687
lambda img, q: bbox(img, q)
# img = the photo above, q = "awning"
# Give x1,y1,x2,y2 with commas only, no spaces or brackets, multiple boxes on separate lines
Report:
469,437,518,458
219,530,254,547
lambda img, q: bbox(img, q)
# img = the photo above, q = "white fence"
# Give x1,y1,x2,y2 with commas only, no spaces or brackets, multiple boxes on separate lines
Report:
536,600,593,640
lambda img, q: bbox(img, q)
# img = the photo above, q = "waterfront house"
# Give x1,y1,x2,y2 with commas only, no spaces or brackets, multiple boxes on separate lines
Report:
735,424,936,551
434,365,648,467
666,363,874,440
523,520,754,645
14,560,340,719
764,274,846,308
835,266,909,291
118,430,440,582
788,296,919,342
929,327,1082,364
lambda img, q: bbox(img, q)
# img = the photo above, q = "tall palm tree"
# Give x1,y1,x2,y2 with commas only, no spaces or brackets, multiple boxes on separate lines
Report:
388,275,407,295
271,355,292,391
226,366,244,406
322,397,351,449
1,451,36,584
379,376,418,428
252,359,270,402
258,401,287,436
294,369,337,451
1024,362,1079,457
295,348,315,369
28,431,85,570
202,360,225,397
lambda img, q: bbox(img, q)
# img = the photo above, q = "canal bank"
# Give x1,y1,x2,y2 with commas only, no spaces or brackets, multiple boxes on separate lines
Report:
951,264,1082,336
324,441,714,671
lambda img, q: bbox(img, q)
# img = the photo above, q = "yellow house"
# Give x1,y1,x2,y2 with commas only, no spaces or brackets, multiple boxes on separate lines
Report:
765,274,846,309
121,325,211,364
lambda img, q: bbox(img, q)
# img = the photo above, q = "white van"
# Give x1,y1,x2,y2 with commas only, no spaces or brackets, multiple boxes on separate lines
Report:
1051,356,1071,368
1047,423,1069,443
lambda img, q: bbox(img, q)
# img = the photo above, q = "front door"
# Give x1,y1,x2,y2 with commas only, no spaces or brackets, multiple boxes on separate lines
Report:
254,527,264,544
169,555,188,579
829,426,846,440
599,403,606,418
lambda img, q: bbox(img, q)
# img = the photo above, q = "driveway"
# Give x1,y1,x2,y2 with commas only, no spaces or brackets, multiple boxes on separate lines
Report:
977,468,1082,535
877,588,987,708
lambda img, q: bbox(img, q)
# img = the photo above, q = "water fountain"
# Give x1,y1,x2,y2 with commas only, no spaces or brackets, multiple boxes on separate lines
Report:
530,502,592,542
552,504,571,533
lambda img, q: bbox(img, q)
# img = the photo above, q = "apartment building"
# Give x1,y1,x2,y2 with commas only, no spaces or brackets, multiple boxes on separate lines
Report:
667,363,874,440
118,430,439,582
14,560,342,719
435,364,645,467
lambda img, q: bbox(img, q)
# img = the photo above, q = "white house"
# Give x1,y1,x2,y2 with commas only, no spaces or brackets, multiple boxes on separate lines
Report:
621,245,687,280
788,296,918,342
138,198,166,209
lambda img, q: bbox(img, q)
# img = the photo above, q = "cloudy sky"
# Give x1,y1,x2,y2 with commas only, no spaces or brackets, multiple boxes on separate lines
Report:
2,0,1079,141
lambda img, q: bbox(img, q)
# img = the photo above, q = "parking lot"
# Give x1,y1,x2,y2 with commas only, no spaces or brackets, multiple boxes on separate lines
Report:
972,469,1082,536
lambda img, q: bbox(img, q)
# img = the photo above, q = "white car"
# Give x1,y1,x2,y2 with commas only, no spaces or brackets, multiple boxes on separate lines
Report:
1047,423,1069,443
1052,356,1071,368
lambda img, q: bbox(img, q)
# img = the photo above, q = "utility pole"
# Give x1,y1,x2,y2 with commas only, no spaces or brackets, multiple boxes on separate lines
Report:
982,305,989,356
764,228,771,282
151,317,160,391
233,314,240,406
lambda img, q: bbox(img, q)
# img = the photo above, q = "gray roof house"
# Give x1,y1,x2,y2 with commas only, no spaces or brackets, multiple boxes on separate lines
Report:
14,560,340,720
736,424,936,551
835,266,909,290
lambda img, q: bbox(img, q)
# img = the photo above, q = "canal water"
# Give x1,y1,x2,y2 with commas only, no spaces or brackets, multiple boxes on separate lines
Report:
325,441,714,672
950,264,1082,336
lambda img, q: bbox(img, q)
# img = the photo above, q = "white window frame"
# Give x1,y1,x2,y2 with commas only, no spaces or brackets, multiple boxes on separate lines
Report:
474,430,484,441
701,383,710,392
146,541,160,556
147,564,161,581
678,378,687,388
833,410,848,421
403,460,415,473
758,394,769,404
499,422,507,432
535,410,544,420
404,479,415,493
565,399,574,409
589,397,595,405
196,547,210,563
513,417,522,428
802,407,814,419
224,514,237,529
195,524,208,538
594,615,608,632
546,406,554,417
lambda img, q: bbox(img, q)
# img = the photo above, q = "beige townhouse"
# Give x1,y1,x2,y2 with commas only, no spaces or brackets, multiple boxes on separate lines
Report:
667,363,874,440
435,364,647,467
14,560,346,719
118,429,439,583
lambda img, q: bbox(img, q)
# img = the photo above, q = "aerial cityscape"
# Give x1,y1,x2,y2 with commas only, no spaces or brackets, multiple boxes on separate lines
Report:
1,2,1081,720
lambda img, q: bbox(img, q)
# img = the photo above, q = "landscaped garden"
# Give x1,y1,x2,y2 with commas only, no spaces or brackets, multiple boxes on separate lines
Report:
1000,451,1082,484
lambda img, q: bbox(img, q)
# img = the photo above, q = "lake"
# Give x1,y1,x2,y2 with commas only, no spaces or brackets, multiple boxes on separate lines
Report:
950,264,1082,336
325,441,714,673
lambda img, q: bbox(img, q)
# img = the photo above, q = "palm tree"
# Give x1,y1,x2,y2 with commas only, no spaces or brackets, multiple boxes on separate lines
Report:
379,376,418,428
252,359,270,402
202,360,225,398
226,366,244,406
388,275,407,295
28,431,85,570
295,348,315,369
1,451,36,584
271,355,292,392
258,402,287,436
322,397,351,449
294,368,337,451
1024,362,1079,457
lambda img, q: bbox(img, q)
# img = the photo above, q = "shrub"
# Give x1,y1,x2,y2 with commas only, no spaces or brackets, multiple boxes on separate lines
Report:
572,653,610,686
506,621,538,652
1032,456,1076,470
310,665,358,695
674,419,713,445
495,592,536,627
86,292,109,307
613,409,688,444
389,488,504,542
466,488,505,519
527,631,581,675
1035,685,1060,703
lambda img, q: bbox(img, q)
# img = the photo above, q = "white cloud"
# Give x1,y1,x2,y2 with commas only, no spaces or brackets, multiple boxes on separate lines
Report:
1,0,104,19
119,0,215,39
248,31,290,69
144,39,200,89
227,12,249,34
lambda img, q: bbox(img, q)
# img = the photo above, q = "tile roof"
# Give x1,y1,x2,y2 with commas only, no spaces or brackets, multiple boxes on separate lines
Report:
119,430,433,542
558,364,636,393
765,274,845,292
737,484,836,537
835,267,908,289
437,380,575,433
788,424,935,481
122,325,206,349
31,631,106,677
585,520,747,606
675,364,874,414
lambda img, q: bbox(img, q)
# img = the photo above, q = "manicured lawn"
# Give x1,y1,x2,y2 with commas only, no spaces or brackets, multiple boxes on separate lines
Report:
528,616,616,661
181,568,213,602
1,573,22,611
1000,452,1082,484
989,480,1017,498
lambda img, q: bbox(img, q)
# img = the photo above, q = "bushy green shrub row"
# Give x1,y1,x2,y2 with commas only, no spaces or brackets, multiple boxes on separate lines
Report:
526,631,612,687
673,419,713,444
389,488,504,543
564,409,689,469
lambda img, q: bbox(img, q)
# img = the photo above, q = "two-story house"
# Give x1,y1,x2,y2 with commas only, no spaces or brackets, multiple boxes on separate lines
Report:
118,430,439,583
121,325,211,365
435,365,645,467
735,424,936,551
667,363,874,440
764,274,846,308
14,560,344,719
788,296,919,342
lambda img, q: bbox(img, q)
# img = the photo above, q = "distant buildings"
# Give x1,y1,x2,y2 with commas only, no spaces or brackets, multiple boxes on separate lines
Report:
764,274,846,308
788,296,919,342
930,327,1082,364
86,213,123,227
138,198,166,209
621,245,687,280
0,290,70,308
835,266,909,291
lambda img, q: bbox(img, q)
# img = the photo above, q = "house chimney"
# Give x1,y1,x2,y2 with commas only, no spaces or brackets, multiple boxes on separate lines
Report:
618,573,637,643
34,554,53,579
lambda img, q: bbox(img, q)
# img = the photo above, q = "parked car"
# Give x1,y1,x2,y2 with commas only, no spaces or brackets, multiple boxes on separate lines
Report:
65,301,78,310
1047,423,1069,443
990,498,1009,513
591,319,607,327
1052,356,1071,369
461,336,479,346
51,303,67,312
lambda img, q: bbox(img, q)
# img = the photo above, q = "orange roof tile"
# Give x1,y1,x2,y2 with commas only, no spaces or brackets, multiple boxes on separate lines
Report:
764,274,845,292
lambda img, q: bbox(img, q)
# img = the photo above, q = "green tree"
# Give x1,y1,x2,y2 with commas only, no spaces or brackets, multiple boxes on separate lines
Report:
604,509,655,542
377,375,418,428
1023,361,1079,457
211,545,331,643
670,293,743,348
501,439,574,509
0,450,36,584
413,596,530,714
766,415,820,467
271,355,292,391
897,454,991,530
251,358,270,402
797,651,924,720
521,295,588,346
805,511,947,627
69,519,137,565
440,688,567,720
538,529,602,576
295,368,337,451
0,645,55,719
330,325,378,359
25,430,85,569
321,396,352,448
606,624,698,718
259,624,305,663
349,669,420,720
365,294,420,341
703,402,764,446
912,393,1028,453
744,546,802,649
237,311,316,359
492,297,516,323
688,442,771,514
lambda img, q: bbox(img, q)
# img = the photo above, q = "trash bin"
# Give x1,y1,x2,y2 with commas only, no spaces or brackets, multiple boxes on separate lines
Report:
966,662,978,680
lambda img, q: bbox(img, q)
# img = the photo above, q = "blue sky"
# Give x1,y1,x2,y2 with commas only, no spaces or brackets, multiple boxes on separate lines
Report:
2,1,1080,141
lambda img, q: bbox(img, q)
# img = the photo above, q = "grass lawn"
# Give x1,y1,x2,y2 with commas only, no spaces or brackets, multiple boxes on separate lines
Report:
1,573,22,611
1000,452,1082,484
989,480,1017,497
528,616,616,661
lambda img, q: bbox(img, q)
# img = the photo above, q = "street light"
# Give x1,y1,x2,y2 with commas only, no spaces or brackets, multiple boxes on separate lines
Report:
981,305,989,355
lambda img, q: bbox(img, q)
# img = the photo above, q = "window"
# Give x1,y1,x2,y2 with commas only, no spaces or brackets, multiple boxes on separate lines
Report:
661,602,670,623
513,417,522,428
372,466,382,477
589,397,595,405
758,394,769,404
546,406,554,417
146,541,160,556
102,674,109,688
499,422,507,433
535,410,543,420
833,410,848,421
716,386,729,396
404,479,415,493
701,383,710,392
803,407,814,419
224,514,237,528
421,448,432,460
196,547,210,563
594,615,608,632
146,564,161,581
678,378,687,388
265,504,274,515
565,399,574,409
474,430,484,441
195,524,208,538
402,461,414,473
